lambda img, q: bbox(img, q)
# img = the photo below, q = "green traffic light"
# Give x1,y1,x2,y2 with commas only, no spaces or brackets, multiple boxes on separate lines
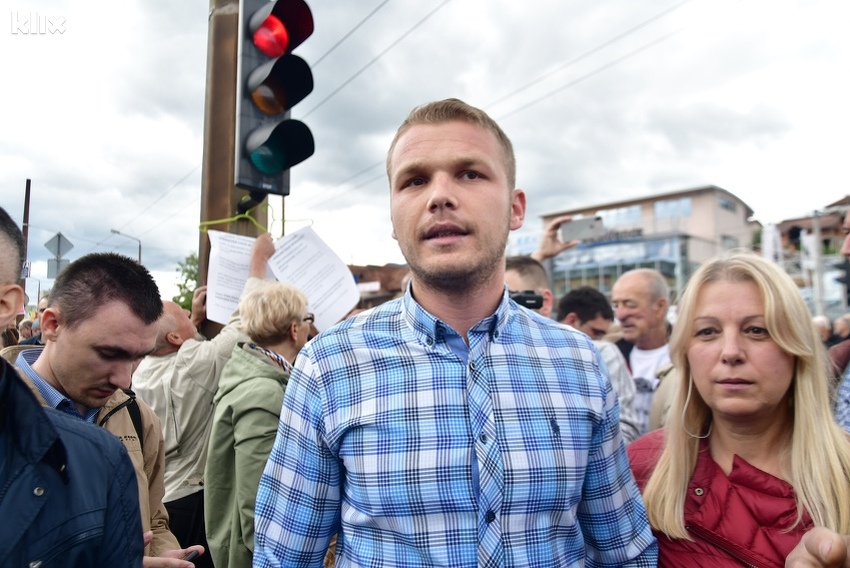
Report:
249,140,286,175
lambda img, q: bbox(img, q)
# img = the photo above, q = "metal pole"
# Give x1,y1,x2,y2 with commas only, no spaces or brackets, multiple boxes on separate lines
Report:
812,213,824,316
20,179,31,291
110,229,142,264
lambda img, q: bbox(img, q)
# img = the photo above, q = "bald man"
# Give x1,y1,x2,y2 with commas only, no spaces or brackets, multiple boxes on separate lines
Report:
132,233,275,566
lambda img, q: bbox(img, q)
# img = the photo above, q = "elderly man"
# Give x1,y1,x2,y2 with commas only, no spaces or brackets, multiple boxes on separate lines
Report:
132,233,275,566
17,318,33,340
15,251,204,568
611,268,671,436
253,98,656,566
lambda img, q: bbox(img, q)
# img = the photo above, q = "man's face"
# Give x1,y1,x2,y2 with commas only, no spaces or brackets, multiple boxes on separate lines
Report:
612,272,666,345
37,300,158,415
574,315,612,341
389,120,525,292
35,297,48,324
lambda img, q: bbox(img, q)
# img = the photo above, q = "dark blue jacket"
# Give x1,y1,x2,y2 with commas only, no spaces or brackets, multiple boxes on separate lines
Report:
0,358,144,567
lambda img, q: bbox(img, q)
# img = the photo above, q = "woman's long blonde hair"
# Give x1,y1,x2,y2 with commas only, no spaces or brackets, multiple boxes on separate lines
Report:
642,250,850,538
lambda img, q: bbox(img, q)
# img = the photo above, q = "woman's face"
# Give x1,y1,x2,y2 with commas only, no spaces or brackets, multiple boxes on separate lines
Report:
687,279,795,423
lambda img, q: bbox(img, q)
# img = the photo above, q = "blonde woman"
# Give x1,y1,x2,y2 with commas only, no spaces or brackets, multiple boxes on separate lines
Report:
204,280,312,568
628,251,850,567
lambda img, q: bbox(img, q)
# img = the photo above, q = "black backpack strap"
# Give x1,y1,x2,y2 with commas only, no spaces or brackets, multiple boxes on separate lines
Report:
122,388,144,448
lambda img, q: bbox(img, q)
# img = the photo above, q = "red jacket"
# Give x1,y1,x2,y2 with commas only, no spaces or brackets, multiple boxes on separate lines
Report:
628,429,811,568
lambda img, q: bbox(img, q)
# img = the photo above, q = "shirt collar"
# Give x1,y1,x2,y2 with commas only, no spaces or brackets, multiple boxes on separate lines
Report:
401,285,511,347
15,349,99,423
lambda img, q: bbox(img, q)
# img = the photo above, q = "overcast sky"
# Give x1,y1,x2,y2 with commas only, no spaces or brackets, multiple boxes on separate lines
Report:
2,0,848,302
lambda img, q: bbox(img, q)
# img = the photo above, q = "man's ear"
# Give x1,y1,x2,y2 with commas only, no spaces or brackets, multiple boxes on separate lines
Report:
541,288,554,319
0,284,24,329
289,322,299,342
40,306,61,341
563,312,581,327
166,331,185,348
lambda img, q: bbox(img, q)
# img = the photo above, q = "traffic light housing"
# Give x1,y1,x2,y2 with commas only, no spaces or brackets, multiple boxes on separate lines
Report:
235,0,315,196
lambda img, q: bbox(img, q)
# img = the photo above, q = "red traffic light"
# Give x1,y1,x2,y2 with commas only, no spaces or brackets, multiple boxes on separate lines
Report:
253,14,289,57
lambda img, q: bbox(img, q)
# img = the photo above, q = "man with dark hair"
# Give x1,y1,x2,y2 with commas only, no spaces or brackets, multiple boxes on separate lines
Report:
0,206,144,566
556,286,614,338
16,251,204,567
254,98,656,566
557,286,640,443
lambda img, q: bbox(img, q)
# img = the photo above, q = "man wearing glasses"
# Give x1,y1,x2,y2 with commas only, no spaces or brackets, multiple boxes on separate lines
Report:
132,233,276,567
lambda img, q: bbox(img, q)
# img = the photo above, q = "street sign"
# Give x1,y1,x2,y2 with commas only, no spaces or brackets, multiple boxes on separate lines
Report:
47,258,70,279
45,232,74,257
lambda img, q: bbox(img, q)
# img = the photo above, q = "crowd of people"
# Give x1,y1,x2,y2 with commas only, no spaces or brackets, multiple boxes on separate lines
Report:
2,97,850,567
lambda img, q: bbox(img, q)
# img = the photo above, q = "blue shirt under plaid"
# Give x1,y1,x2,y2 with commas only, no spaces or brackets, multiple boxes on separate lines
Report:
254,289,657,567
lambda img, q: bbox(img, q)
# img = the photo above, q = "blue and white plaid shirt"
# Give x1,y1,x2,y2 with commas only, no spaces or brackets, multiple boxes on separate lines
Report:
254,290,657,567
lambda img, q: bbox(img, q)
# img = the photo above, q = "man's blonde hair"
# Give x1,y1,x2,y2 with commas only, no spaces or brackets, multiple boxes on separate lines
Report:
642,250,850,538
386,98,516,189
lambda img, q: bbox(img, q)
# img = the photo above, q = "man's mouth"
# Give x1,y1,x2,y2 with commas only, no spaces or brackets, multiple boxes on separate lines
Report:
423,224,469,240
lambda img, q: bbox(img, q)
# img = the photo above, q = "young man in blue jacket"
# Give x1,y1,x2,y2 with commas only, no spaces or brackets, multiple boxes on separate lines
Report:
0,205,144,567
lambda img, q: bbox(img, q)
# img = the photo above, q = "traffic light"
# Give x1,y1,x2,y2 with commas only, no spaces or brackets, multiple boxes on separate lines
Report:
235,0,315,196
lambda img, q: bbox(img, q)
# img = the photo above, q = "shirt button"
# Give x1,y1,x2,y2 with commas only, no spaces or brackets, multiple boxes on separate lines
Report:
426,337,433,346
480,433,488,444
469,361,476,372
485,511,496,523
694,487,704,496
33,487,45,497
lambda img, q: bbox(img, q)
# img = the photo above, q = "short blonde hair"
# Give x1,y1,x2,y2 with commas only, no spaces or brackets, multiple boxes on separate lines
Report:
239,280,308,347
386,98,516,189
642,250,850,537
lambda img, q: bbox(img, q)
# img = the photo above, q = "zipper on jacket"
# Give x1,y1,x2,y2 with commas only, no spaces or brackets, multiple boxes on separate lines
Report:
686,523,765,568
97,397,134,431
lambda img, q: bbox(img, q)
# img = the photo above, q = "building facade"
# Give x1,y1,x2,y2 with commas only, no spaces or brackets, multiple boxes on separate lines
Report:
537,185,759,303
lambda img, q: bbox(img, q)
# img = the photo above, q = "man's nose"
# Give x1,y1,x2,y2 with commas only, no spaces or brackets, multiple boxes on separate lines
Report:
426,174,459,211
109,362,135,390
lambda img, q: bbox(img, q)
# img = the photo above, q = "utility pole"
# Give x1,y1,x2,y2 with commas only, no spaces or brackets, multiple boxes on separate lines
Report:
20,179,31,293
198,0,266,336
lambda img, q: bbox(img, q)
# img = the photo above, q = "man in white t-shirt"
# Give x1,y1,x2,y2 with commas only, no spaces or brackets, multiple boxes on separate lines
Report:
611,268,671,435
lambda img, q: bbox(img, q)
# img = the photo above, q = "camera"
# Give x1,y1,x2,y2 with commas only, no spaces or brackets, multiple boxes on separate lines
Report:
509,289,543,310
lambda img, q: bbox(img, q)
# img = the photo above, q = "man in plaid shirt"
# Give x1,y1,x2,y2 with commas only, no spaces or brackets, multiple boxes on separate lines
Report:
253,98,657,567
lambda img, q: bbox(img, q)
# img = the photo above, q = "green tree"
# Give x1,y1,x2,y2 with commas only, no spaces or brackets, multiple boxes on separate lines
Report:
173,252,199,311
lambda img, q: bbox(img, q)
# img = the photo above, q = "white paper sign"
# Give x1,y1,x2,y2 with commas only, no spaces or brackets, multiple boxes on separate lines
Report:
269,226,360,332
206,231,257,324
205,228,359,331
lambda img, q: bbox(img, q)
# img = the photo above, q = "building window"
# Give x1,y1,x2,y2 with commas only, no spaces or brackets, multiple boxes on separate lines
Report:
597,205,641,227
721,235,739,250
654,197,692,219
719,197,737,212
